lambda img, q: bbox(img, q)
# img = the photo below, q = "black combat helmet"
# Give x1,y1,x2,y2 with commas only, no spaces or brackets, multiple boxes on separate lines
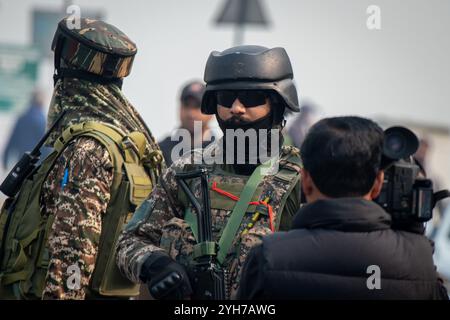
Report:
201,45,299,116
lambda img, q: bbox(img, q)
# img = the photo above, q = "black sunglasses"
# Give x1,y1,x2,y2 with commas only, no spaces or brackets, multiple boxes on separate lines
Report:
216,90,268,108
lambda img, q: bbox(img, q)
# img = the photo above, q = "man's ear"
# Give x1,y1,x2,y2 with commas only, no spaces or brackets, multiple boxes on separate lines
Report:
301,168,314,199
370,170,385,199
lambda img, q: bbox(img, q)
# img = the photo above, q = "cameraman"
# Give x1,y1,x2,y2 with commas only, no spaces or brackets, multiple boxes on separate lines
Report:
237,116,448,300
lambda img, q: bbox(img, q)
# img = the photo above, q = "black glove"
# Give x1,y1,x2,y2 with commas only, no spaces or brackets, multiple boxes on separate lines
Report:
140,252,193,300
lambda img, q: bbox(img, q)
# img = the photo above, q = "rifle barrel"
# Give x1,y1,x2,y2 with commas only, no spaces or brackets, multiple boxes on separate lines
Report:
30,110,66,156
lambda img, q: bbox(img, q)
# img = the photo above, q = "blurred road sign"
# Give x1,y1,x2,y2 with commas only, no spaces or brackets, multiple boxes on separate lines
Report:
215,0,269,26
215,0,270,45
0,44,39,113
32,8,104,58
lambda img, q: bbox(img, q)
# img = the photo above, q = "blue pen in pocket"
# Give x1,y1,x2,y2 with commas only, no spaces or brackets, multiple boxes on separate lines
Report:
61,167,69,189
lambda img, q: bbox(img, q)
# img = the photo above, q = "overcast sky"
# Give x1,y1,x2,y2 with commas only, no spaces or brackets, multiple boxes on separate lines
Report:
0,0,449,139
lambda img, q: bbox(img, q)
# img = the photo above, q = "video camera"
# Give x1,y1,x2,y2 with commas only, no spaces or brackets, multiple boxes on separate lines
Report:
375,126,449,223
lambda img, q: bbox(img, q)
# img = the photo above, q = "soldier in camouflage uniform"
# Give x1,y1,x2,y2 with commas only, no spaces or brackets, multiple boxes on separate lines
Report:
116,45,303,299
0,18,162,300
41,18,162,300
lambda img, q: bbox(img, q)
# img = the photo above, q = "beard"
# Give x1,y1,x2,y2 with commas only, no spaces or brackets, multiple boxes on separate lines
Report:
216,111,283,172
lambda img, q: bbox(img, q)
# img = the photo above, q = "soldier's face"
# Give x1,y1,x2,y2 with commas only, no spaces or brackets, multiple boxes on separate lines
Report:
216,97,271,124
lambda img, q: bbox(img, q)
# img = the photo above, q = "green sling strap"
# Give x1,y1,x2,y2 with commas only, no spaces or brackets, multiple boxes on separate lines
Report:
185,208,198,242
216,164,266,265
183,148,302,265
55,122,136,160
183,162,266,264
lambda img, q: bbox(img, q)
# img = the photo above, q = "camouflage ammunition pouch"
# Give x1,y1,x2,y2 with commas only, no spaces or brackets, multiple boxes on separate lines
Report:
0,122,160,299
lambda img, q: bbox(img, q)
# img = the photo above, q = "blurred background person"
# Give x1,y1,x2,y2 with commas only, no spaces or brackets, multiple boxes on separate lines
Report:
158,80,214,166
2,89,49,170
415,136,450,239
285,101,320,149
415,137,430,170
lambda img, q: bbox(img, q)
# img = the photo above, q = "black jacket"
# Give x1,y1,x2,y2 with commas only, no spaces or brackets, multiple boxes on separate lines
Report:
237,198,448,300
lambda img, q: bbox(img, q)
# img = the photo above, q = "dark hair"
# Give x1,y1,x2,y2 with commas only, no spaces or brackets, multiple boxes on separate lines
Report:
181,96,201,108
301,116,384,197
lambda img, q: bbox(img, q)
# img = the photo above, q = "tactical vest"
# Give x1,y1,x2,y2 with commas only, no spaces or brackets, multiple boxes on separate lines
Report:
0,122,161,299
159,146,302,275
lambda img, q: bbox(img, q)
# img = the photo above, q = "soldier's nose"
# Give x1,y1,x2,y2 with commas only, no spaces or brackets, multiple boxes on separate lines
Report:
230,99,246,115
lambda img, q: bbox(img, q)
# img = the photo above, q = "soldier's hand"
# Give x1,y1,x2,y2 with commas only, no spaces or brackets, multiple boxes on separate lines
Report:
140,252,193,300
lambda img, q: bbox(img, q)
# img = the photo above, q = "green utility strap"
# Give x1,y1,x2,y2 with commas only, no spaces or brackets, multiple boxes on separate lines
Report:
1,270,28,285
192,241,217,260
185,209,217,259
216,163,267,265
54,122,138,163
182,161,272,264
184,207,198,242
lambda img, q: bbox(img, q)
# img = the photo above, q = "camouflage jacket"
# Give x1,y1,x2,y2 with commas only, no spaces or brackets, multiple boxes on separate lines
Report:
41,137,112,299
116,140,302,299
40,78,161,300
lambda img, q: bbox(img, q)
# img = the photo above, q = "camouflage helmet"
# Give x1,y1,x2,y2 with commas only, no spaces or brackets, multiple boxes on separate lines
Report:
51,17,137,79
201,45,300,115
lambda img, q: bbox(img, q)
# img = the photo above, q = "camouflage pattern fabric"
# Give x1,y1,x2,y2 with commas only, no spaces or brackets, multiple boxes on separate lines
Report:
46,78,162,169
116,139,302,299
40,78,161,299
41,137,113,299
53,18,136,78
